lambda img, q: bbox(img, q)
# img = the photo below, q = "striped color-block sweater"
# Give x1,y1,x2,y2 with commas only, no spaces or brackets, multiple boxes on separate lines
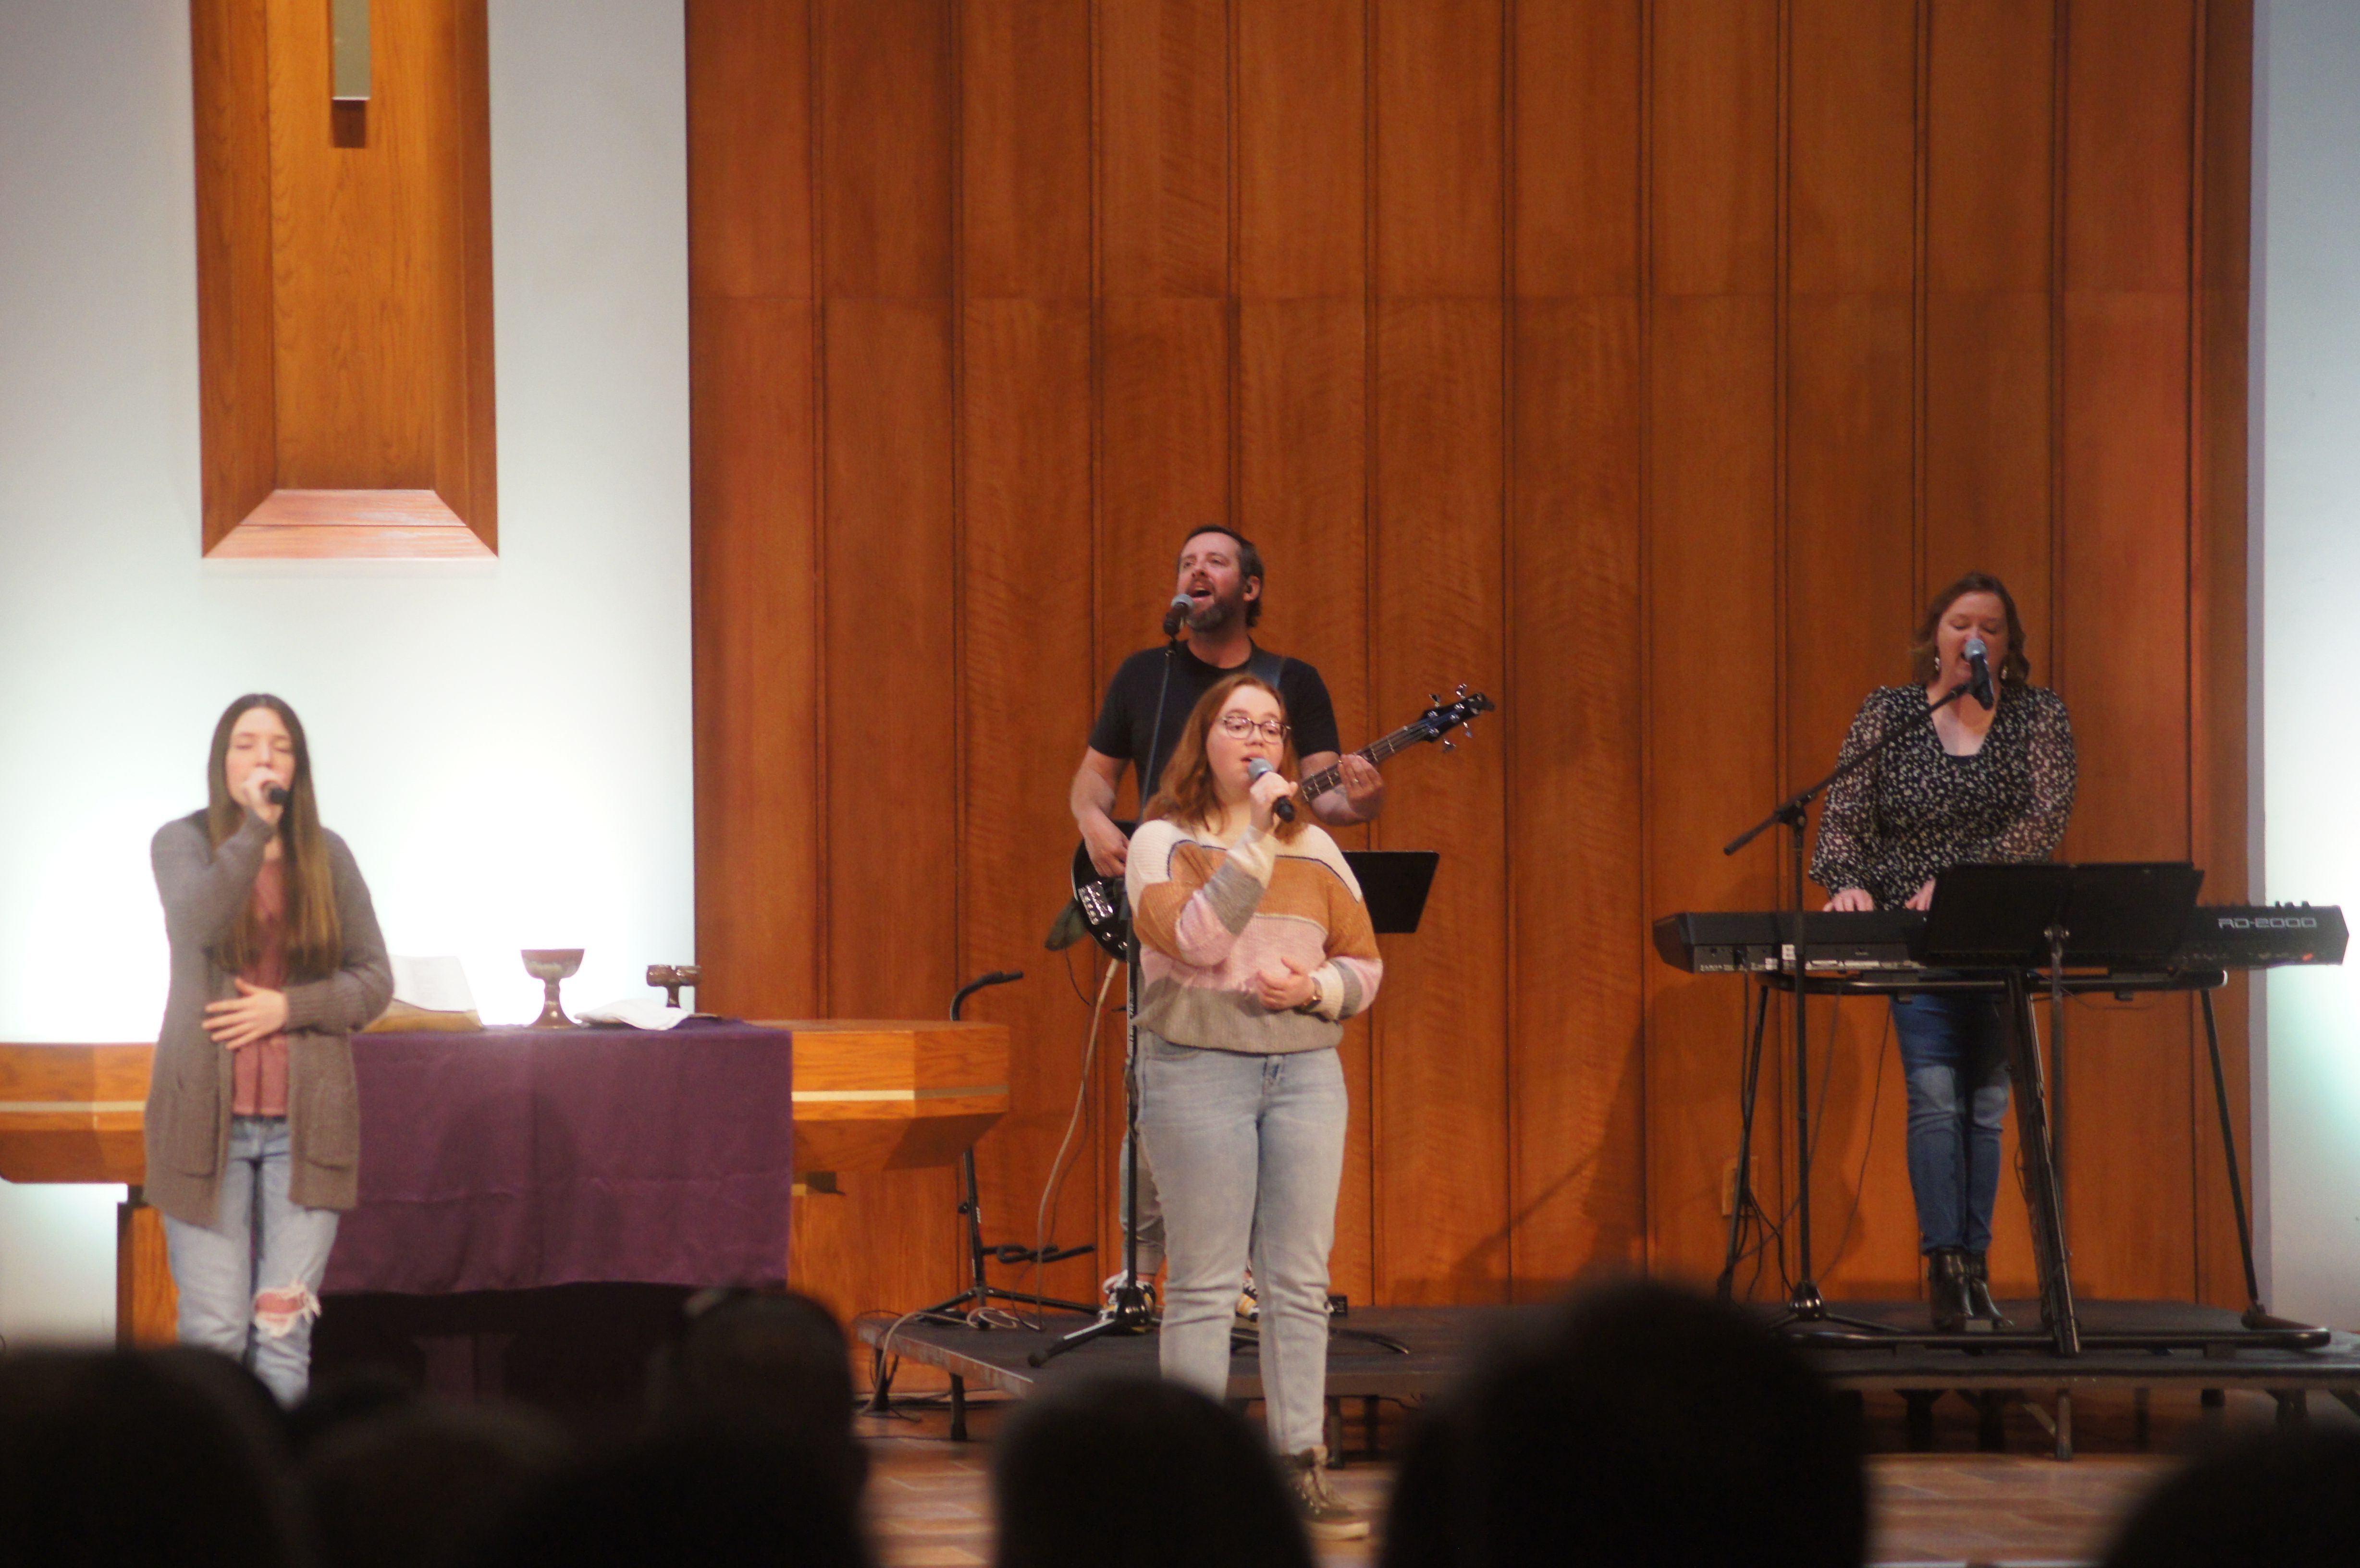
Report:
1125,814,1384,1055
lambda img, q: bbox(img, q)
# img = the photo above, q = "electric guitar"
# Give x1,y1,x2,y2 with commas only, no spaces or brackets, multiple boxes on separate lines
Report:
1068,687,1496,958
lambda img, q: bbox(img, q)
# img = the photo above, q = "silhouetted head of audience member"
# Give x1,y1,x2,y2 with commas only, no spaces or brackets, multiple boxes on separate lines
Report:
1381,1277,1867,1568
992,1373,1313,1568
473,1427,871,1568
289,1363,423,1462
0,1347,301,1567
646,1288,866,1496
305,1398,571,1568
2101,1425,2360,1568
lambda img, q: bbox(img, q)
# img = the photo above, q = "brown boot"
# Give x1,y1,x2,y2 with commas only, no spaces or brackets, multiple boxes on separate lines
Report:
1928,1249,1971,1331
1282,1449,1369,1542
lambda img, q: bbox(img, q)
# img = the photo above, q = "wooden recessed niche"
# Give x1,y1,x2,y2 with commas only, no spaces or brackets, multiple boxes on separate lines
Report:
193,0,495,557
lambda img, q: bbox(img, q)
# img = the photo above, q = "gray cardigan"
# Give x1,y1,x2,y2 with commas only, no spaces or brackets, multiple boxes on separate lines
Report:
144,808,392,1226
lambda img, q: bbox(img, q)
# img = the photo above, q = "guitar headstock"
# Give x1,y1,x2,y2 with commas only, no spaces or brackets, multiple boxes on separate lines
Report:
1417,685,1496,748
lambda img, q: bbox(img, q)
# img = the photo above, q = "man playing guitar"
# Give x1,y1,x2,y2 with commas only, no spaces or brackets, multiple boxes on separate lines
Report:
1068,526,1386,1295
1072,526,1387,875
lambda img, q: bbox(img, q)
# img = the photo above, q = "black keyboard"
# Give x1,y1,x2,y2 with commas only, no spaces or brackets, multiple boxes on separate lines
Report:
1654,905,2347,975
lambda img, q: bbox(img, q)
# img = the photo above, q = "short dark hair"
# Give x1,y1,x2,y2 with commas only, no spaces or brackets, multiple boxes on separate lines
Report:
1910,571,2033,688
2101,1427,2360,1568
994,1374,1311,1568
1177,526,1264,628
1382,1279,1866,1568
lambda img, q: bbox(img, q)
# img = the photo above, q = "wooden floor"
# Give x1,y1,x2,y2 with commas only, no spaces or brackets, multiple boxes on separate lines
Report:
856,1387,2355,1567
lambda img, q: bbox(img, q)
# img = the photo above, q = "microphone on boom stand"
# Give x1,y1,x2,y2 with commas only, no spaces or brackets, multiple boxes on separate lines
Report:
1964,636,1996,710
1162,594,1192,638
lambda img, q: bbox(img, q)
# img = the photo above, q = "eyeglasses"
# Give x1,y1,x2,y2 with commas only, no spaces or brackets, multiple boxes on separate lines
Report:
1217,711,1289,742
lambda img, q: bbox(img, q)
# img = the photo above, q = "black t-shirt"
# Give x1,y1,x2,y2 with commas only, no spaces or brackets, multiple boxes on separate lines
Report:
1086,641,1342,798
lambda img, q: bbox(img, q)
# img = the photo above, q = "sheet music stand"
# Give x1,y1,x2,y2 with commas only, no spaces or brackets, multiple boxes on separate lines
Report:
1918,861,2204,1355
1345,851,1439,935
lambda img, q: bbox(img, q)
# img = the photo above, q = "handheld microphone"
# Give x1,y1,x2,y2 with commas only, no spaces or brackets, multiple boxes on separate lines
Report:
265,784,290,807
1246,757,1296,822
1963,636,1995,710
1163,594,1192,638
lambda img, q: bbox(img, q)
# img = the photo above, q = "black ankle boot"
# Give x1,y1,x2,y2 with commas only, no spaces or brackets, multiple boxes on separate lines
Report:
1927,1249,1971,1331
1963,1250,2011,1327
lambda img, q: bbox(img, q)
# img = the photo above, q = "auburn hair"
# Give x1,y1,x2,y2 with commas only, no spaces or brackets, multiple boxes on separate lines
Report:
205,694,344,980
1909,571,2033,689
1143,673,1307,842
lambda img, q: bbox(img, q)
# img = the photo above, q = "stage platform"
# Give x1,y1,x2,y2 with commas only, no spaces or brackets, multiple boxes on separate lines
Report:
859,1300,2360,1461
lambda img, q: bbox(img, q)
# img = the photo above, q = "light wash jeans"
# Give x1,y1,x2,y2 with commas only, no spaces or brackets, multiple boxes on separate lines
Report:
1891,991,2012,1255
1116,1137,1166,1278
162,1115,340,1406
1136,1032,1346,1456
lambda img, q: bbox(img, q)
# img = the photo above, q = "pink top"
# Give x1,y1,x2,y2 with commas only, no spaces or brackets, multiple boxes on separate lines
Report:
231,858,290,1117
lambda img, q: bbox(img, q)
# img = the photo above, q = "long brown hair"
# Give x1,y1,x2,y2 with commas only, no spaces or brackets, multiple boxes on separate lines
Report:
1909,571,2033,688
206,694,344,979
1143,673,1307,842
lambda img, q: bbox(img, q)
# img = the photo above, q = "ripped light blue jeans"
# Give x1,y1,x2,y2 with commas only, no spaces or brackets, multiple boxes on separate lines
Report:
162,1115,339,1406
1891,991,2012,1255
1136,1032,1346,1457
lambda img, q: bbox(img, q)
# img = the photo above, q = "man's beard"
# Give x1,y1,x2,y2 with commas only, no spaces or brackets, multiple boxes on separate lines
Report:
1187,587,1243,634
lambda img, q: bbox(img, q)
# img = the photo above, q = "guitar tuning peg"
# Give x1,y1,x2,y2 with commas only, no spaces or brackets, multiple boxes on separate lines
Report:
1455,683,1468,697
1442,739,1456,752
1430,693,1439,705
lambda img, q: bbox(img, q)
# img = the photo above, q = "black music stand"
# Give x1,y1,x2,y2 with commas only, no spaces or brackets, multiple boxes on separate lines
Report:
1916,862,2202,1355
1345,851,1439,935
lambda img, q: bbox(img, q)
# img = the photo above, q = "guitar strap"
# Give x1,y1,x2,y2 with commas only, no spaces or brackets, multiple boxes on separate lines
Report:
1246,646,1290,690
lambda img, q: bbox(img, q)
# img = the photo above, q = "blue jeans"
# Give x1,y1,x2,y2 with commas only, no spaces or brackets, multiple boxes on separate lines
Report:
1136,1033,1347,1456
162,1115,340,1406
1891,992,2012,1255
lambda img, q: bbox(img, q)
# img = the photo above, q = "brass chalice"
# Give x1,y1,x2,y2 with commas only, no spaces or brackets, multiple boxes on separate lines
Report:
521,949,584,1029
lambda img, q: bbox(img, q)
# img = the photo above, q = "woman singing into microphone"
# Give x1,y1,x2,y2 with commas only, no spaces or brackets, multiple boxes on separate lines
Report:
1125,672,1382,1541
1811,573,2077,1331
145,695,391,1403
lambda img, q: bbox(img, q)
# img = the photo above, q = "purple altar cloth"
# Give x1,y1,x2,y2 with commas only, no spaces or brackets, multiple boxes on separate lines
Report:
321,1025,793,1296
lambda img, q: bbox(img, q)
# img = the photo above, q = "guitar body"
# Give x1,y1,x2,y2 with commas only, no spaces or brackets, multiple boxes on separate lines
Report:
1071,832,1136,959
1066,688,1494,958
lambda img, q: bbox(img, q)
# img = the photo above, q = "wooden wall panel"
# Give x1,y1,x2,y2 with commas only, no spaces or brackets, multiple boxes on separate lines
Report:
803,0,963,1326
2053,0,2198,1300
2191,0,2256,1310
689,0,821,1027
1236,0,1374,1303
1091,0,1234,1279
1644,0,1782,1284
1785,0,1922,1298
688,0,2258,1322
1370,0,1509,1305
192,0,495,555
958,0,1104,1314
1922,0,2054,625
1505,0,1648,1294
192,0,278,535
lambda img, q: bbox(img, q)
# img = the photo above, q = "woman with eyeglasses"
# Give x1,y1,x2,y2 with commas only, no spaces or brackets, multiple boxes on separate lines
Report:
145,694,392,1404
1124,671,1384,1542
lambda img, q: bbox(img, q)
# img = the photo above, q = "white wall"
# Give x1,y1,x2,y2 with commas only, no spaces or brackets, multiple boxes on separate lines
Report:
2255,0,2360,1329
0,1,692,1343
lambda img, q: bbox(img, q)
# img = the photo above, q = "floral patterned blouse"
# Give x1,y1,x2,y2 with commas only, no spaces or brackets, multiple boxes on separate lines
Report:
1809,684,2078,911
